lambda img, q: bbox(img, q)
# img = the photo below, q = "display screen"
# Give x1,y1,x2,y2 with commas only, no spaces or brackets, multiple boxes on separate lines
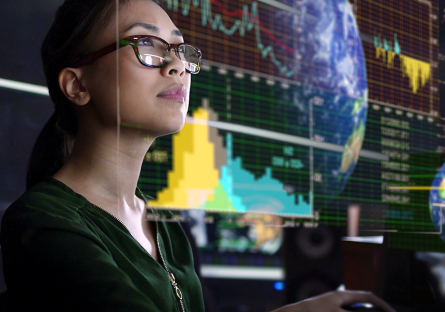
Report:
0,0,443,255
138,0,445,253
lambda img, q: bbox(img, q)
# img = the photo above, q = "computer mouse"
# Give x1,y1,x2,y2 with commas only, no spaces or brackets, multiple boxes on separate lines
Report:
342,302,385,312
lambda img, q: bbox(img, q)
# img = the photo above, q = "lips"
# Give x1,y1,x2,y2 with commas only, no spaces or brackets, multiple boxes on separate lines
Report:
157,84,186,103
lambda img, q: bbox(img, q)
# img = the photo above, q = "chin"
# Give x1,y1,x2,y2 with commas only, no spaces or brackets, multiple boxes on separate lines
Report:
158,120,186,137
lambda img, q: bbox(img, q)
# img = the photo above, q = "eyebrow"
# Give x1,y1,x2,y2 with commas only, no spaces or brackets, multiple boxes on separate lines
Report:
125,22,184,37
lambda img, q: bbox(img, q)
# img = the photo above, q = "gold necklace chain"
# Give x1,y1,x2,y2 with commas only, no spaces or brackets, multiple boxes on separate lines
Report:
92,204,130,232
91,203,186,312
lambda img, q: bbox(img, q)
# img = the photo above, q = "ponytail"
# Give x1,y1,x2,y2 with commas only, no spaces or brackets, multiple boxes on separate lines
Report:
26,112,74,190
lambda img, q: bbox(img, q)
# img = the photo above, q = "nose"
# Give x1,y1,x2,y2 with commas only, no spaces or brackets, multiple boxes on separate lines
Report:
161,49,186,78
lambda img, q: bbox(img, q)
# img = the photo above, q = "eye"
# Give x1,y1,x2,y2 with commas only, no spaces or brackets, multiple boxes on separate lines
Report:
139,38,154,47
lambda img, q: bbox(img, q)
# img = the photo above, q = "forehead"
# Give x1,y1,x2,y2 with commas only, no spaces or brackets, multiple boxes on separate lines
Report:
119,1,178,36
98,0,179,45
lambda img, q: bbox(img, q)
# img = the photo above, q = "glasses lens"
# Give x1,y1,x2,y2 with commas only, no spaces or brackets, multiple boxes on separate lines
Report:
137,37,201,73
137,37,167,66
178,45,201,73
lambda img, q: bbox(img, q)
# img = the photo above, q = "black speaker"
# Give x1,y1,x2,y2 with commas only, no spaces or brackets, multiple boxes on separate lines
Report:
282,225,343,304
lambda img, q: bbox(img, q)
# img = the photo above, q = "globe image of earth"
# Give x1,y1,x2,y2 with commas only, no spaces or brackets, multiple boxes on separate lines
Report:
279,0,368,199
429,164,445,242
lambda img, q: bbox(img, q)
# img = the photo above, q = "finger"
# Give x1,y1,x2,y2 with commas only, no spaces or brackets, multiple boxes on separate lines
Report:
337,291,396,312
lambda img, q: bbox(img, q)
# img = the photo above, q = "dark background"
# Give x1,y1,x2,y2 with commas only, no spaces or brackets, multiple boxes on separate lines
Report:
0,0,56,208
0,0,60,292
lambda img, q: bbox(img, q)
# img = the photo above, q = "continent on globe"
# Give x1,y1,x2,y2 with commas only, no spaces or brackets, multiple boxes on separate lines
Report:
279,0,368,198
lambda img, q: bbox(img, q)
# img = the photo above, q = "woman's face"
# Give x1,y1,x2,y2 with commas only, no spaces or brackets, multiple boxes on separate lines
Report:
81,0,191,138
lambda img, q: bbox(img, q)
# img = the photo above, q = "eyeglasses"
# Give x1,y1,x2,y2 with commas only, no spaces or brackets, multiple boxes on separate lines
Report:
72,35,202,74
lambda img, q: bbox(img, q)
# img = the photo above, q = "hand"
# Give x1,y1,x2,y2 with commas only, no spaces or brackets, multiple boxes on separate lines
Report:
270,290,396,312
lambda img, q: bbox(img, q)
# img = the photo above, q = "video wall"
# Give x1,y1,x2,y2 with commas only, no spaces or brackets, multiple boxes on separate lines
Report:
139,0,445,253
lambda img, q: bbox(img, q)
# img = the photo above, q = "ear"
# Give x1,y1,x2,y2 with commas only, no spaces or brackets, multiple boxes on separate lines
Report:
58,68,90,106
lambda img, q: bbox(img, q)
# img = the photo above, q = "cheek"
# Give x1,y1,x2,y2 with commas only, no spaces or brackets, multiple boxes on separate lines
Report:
118,66,157,112
184,74,192,107
84,61,119,122
86,56,153,123
184,74,191,92
117,66,164,130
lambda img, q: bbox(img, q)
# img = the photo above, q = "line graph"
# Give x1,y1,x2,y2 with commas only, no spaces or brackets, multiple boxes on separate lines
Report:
209,0,294,53
166,0,294,76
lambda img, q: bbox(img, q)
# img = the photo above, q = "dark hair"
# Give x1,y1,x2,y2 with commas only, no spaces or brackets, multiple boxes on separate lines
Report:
27,0,132,189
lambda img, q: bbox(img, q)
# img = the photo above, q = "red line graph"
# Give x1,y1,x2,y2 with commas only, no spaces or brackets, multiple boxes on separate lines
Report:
210,0,295,54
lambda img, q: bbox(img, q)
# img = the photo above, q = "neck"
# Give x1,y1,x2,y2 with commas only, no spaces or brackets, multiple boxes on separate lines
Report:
53,120,154,217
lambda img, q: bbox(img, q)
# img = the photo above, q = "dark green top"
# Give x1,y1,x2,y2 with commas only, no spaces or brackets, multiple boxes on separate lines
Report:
0,177,205,312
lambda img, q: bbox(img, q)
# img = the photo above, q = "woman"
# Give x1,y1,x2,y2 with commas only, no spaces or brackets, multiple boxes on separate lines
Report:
1,0,395,311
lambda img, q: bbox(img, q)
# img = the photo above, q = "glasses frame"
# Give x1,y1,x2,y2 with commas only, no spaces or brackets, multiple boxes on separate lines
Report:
72,35,202,74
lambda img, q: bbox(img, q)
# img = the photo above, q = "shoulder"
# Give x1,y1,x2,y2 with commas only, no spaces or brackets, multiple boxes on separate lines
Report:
1,177,88,238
